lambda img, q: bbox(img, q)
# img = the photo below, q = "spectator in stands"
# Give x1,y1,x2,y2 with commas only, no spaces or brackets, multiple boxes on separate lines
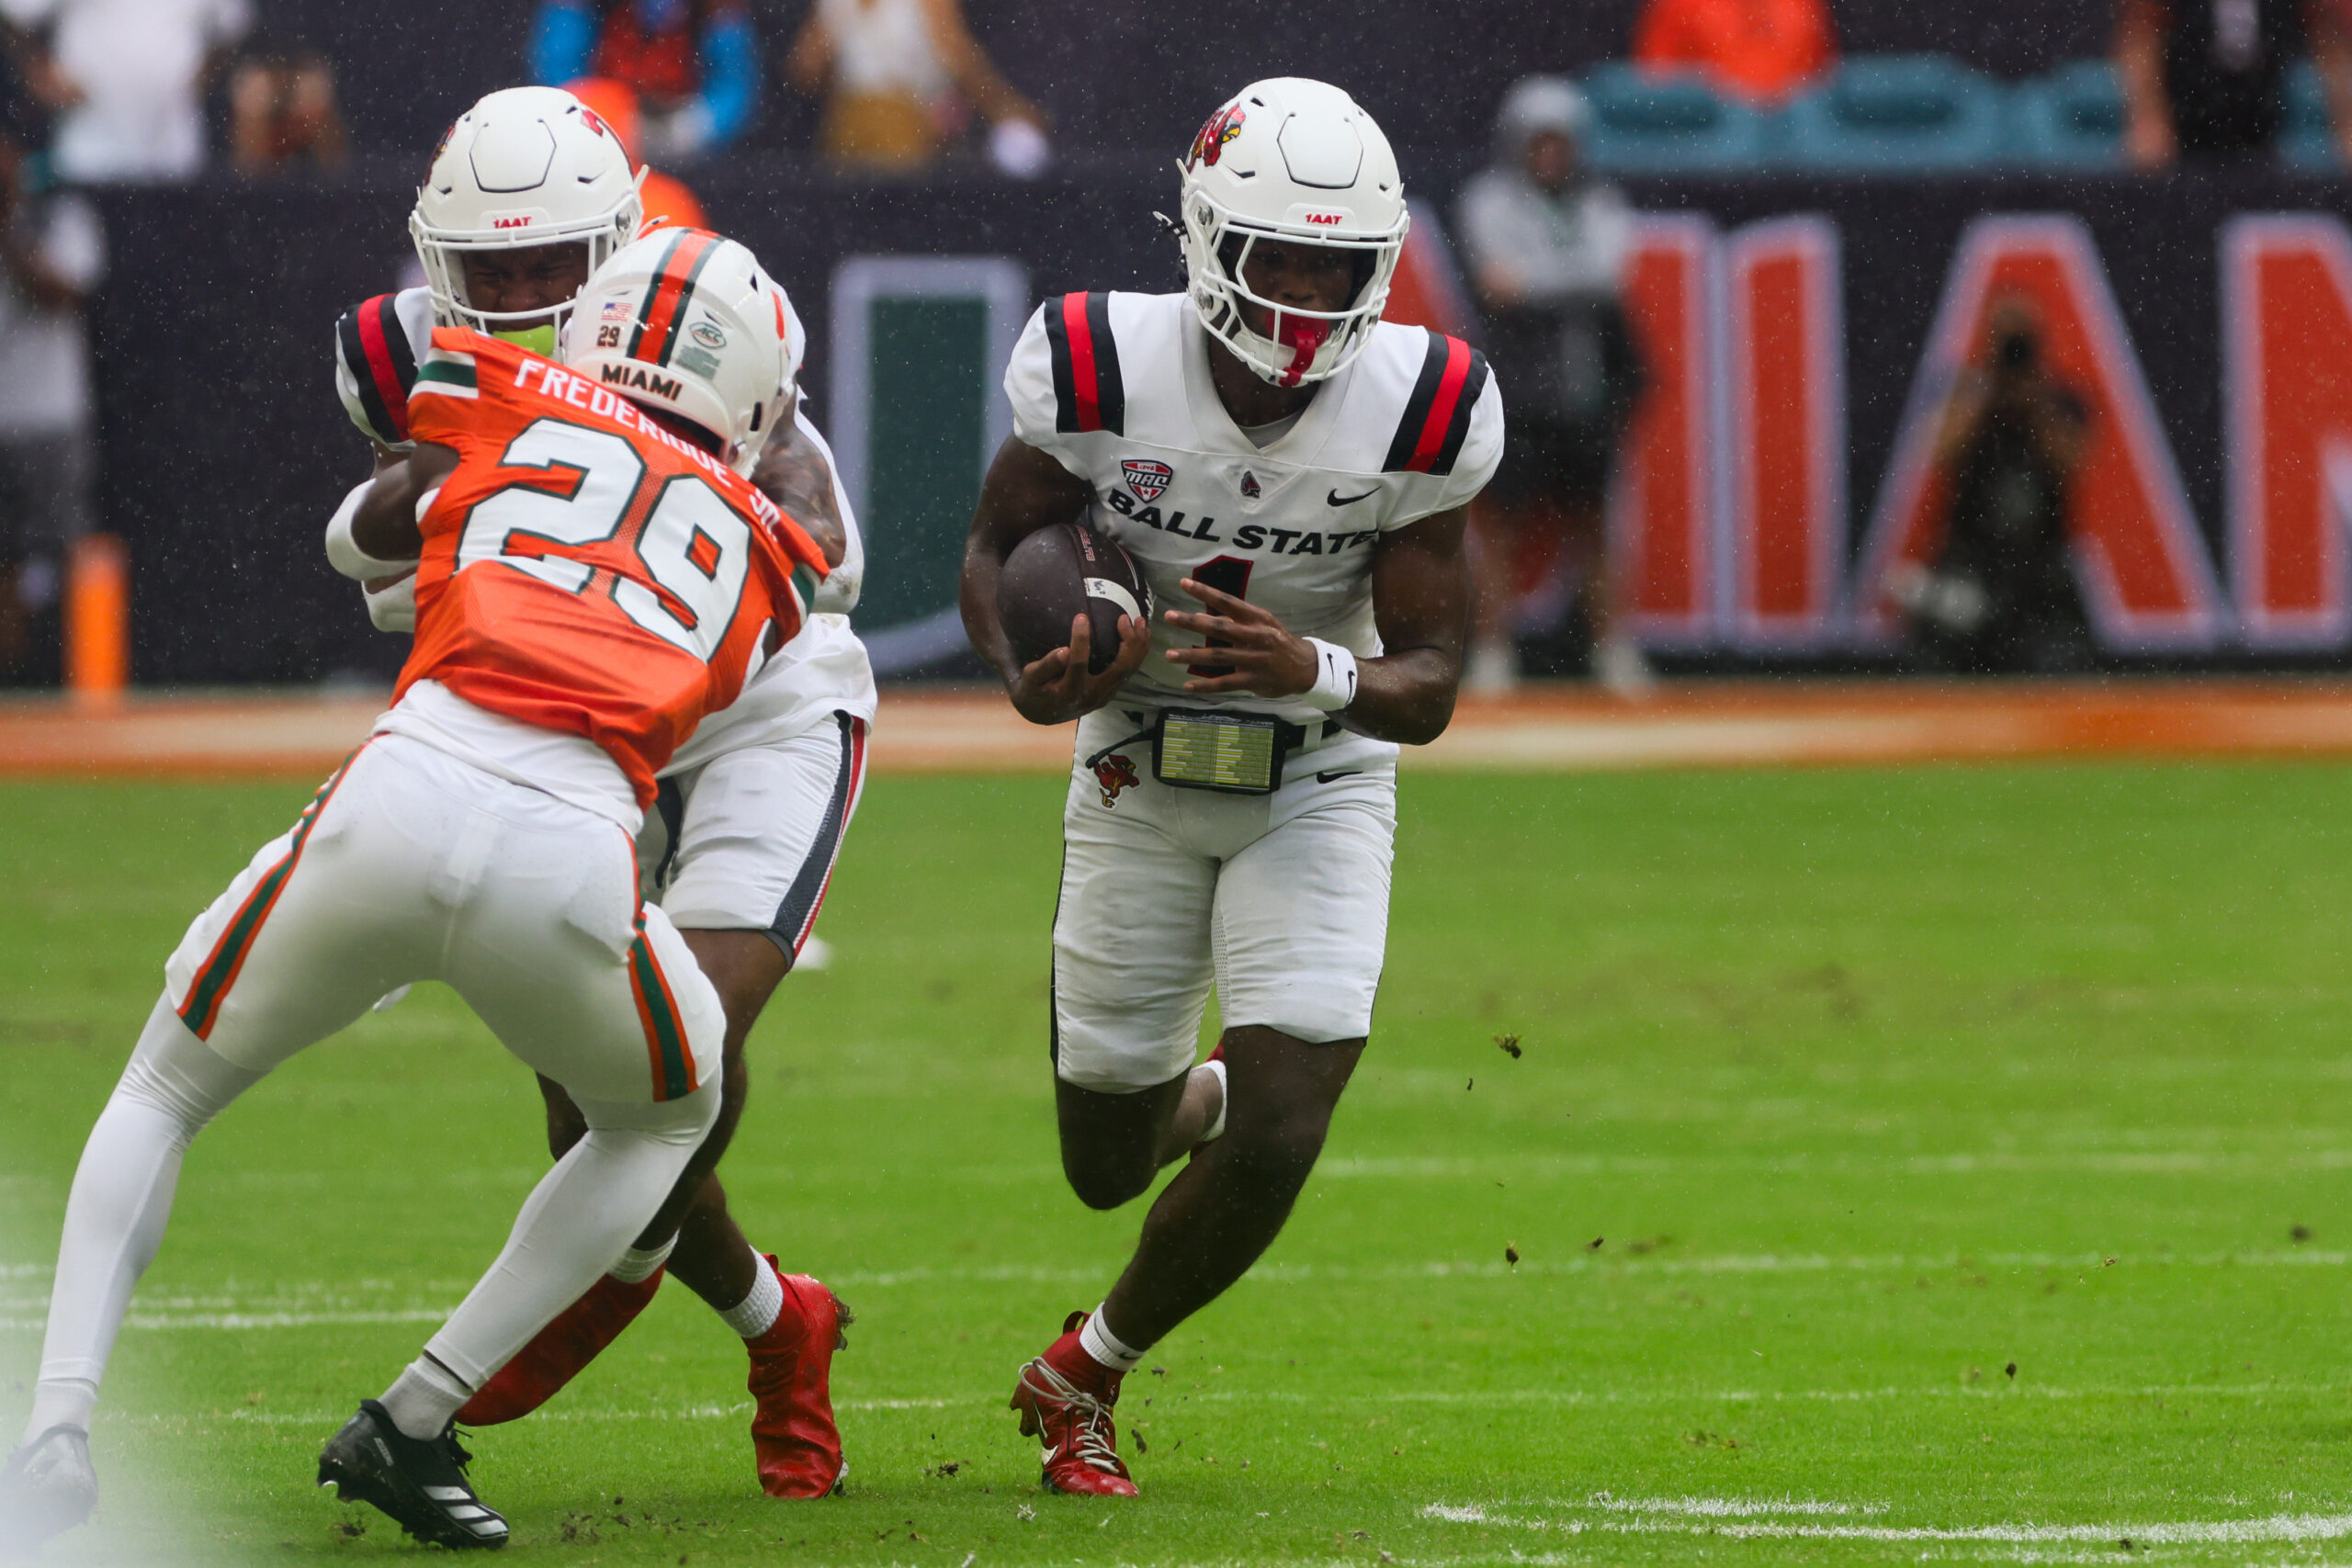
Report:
566,76,707,231
1634,0,1836,103
1892,298,2093,674
0,132,98,682
0,0,247,182
1456,77,1647,695
227,38,346,174
531,0,759,164
2117,0,2352,165
785,0,1049,175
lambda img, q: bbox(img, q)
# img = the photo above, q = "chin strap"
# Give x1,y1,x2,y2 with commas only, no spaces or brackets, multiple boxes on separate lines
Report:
1272,315,1331,389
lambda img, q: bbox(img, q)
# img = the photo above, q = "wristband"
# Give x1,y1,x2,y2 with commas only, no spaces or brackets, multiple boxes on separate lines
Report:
325,479,419,581
1302,637,1359,712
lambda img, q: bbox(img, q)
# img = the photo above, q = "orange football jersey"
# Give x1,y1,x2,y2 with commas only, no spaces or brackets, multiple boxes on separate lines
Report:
395,329,827,805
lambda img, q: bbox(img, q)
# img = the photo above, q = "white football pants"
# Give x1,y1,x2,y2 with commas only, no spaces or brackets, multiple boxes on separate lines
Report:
22,734,723,1441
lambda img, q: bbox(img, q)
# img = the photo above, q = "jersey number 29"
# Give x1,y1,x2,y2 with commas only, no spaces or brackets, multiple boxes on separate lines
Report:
457,417,752,663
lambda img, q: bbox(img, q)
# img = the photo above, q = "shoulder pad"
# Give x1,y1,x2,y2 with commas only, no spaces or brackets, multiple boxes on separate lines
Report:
1042,291,1125,436
1381,330,1492,477
335,293,423,445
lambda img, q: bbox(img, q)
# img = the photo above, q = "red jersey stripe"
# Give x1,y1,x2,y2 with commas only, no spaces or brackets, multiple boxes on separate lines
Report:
1062,291,1102,433
1408,336,1474,473
356,302,413,444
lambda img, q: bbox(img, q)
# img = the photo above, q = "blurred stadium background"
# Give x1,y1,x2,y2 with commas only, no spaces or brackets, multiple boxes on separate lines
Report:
0,0,2345,713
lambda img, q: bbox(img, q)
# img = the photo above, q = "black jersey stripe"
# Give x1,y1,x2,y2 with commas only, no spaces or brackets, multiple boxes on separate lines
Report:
1381,330,1453,473
1083,290,1125,435
1429,348,1491,478
1043,291,1125,435
1044,297,1077,431
336,299,399,445
374,294,419,402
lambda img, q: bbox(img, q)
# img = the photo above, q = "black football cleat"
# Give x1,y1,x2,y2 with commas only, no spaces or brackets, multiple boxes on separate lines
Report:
317,1400,507,1550
0,1425,97,1555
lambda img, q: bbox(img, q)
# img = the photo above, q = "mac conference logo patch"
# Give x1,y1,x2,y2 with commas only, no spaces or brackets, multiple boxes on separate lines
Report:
1122,458,1173,503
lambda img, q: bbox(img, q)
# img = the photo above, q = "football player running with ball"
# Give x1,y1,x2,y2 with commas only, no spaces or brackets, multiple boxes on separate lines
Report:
959,78,1503,1496
1,232,826,1551
326,88,872,1498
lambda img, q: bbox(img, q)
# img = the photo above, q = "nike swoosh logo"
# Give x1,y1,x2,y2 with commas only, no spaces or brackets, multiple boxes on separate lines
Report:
1327,487,1379,506
1315,770,1362,784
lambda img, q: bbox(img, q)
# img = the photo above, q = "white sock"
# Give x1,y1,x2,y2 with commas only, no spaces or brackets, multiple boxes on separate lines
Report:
607,1236,673,1285
718,1249,784,1339
27,1000,260,1447
1079,1303,1147,1372
417,1082,715,1391
25,1378,96,1441
379,1356,471,1439
1193,1057,1228,1144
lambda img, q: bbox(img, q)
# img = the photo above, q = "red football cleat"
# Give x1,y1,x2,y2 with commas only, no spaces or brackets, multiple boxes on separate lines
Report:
458,1268,663,1426
746,1258,853,1498
1009,1311,1138,1496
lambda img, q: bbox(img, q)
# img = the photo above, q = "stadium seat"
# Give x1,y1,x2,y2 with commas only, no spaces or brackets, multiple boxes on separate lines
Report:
1578,63,1775,174
2278,59,2343,171
1779,54,2010,172
2008,61,2126,169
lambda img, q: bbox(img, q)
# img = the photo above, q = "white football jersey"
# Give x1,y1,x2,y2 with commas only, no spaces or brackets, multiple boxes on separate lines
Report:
332,286,877,768
1005,291,1503,725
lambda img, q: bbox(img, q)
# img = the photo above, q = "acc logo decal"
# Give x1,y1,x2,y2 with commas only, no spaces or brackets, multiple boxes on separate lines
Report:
1122,458,1173,503
1093,753,1141,807
690,320,727,350
1189,105,1246,168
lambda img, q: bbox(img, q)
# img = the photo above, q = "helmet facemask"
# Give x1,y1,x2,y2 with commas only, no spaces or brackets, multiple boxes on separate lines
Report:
1181,185,1405,388
412,206,639,354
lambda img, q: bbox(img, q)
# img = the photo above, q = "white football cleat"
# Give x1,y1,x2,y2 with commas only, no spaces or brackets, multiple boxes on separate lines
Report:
0,1425,98,1553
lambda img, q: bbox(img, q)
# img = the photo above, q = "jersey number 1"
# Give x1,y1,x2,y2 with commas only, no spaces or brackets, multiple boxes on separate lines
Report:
457,417,752,662
1191,555,1253,678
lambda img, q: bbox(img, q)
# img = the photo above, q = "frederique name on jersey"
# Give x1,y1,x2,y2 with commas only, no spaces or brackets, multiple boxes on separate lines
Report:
507,355,781,528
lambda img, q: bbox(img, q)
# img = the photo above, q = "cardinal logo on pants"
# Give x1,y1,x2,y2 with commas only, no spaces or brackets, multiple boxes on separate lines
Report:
1092,753,1140,808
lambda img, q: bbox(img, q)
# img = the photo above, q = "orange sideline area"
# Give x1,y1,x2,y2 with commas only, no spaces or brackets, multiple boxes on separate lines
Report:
6,681,2352,780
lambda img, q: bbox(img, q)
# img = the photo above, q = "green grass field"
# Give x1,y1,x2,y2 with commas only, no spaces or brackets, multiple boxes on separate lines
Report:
4,761,2351,1566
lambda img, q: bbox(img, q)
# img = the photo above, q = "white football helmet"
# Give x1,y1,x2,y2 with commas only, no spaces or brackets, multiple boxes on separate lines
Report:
1177,78,1409,387
411,86,644,342
560,229,793,477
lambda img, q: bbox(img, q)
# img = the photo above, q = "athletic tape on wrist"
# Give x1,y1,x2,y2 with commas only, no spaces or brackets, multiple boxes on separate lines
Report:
1302,637,1359,712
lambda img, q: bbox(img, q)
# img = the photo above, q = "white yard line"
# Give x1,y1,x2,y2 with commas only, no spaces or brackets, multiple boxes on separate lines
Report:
1423,1498,2352,1546
1315,1149,2352,1179
101,1382,2352,1433
5,1245,2345,1324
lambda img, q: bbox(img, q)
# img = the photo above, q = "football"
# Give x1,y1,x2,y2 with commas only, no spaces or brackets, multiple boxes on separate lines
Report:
996,521,1153,674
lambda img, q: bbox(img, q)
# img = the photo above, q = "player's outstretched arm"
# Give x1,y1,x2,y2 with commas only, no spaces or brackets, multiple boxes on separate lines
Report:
1162,506,1469,746
352,442,459,563
959,435,1149,726
750,418,846,570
